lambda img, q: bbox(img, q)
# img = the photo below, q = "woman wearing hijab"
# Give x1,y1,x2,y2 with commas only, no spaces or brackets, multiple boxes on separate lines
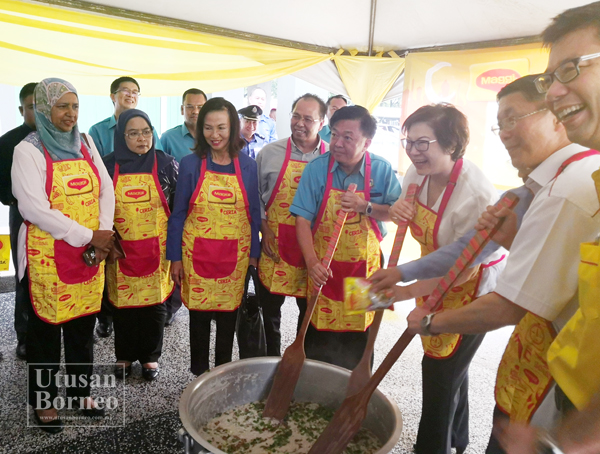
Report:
102,109,178,381
12,78,115,433
167,97,261,376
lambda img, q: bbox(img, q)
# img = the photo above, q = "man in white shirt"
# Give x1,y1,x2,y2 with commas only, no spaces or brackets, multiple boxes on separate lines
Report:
404,74,600,453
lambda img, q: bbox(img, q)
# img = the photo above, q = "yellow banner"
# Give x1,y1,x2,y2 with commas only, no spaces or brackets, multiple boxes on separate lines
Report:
0,234,11,271
401,44,549,189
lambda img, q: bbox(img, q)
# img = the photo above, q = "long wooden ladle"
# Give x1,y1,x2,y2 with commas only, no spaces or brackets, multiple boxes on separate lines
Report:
262,184,357,421
345,183,418,397
308,192,519,454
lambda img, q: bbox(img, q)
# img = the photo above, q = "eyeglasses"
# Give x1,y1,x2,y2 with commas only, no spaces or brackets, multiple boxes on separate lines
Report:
290,113,319,125
401,138,437,152
113,88,141,97
491,108,547,135
534,52,600,93
184,104,204,111
125,128,152,139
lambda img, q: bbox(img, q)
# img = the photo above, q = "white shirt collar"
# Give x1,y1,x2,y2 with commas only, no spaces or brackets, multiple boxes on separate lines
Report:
525,143,588,195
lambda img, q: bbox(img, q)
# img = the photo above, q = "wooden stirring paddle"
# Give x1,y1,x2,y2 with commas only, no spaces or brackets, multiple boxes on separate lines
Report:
308,191,519,454
262,184,357,421
345,183,418,397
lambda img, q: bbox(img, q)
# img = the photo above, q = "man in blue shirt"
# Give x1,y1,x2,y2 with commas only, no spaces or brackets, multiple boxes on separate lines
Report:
319,95,348,143
291,105,401,370
161,88,207,163
237,105,267,159
247,87,277,143
89,77,163,157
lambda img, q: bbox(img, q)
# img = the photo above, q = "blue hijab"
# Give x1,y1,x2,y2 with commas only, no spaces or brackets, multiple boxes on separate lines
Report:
24,78,82,161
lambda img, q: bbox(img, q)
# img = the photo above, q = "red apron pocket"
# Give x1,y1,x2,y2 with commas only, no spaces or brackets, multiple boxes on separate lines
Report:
278,223,305,268
119,237,160,277
54,240,98,284
322,259,367,301
193,237,238,279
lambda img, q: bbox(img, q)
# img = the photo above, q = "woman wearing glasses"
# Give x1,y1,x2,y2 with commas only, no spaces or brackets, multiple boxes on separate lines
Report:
102,109,178,381
12,78,115,432
167,97,261,376
389,104,503,454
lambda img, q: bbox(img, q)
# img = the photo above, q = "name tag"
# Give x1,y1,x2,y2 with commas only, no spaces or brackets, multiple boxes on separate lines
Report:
290,171,303,189
62,174,93,196
122,185,150,203
208,185,236,204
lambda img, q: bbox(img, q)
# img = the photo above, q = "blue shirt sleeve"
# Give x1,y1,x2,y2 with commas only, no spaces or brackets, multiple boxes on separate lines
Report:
152,129,163,151
239,154,262,258
88,124,104,156
290,156,328,223
398,185,533,281
166,154,199,261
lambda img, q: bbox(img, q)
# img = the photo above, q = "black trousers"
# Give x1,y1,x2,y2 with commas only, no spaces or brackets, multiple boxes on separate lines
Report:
189,309,238,375
9,205,27,340
113,303,167,364
24,274,96,407
257,279,306,356
97,283,114,324
304,324,370,371
415,333,485,454
486,405,509,454
165,284,182,316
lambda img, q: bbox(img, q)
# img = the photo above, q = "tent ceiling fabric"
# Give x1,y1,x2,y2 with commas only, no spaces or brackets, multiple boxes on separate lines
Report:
80,0,590,52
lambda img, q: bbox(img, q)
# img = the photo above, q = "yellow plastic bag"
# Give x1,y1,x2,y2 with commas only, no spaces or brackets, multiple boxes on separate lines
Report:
343,277,393,315
547,241,600,409
0,234,10,271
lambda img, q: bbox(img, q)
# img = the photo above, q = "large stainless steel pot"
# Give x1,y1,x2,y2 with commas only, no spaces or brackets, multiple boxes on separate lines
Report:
179,357,402,454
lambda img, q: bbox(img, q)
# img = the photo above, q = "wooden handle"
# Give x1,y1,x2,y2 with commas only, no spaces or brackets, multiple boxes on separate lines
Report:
388,183,418,268
423,191,519,312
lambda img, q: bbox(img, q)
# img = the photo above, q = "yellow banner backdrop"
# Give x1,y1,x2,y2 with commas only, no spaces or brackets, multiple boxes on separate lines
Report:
401,44,549,189
0,234,10,271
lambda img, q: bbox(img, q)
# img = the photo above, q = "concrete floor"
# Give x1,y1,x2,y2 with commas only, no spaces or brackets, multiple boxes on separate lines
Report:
0,285,512,454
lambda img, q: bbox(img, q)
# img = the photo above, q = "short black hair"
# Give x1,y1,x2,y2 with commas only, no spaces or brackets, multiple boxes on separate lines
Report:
326,94,348,107
497,74,546,105
110,77,140,94
291,94,327,119
182,88,207,104
542,1,600,46
402,103,469,161
193,97,244,160
329,105,377,139
19,83,37,104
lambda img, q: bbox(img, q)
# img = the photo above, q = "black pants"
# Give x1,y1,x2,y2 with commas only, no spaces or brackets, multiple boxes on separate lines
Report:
165,284,182,316
24,274,96,407
113,303,167,364
415,333,485,454
304,324,370,371
9,205,27,340
257,279,306,356
486,405,509,454
97,283,114,325
189,309,238,375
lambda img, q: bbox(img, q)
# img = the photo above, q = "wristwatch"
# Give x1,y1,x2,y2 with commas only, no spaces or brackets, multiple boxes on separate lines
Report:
420,313,436,336
365,201,373,216
537,433,565,454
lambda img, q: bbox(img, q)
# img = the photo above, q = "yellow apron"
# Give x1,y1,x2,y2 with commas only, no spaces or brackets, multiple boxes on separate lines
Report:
495,150,600,421
546,162,600,410
26,143,104,324
308,153,380,332
107,158,173,308
259,139,325,297
411,159,483,358
181,157,251,311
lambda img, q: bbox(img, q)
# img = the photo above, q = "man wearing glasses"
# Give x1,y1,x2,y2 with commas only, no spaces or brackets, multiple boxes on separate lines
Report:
255,94,327,356
161,88,207,163
376,73,600,453
89,77,163,158
495,4,600,453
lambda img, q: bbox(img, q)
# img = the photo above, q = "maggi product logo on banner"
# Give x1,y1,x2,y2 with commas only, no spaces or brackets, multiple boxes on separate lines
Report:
467,58,529,102
63,174,93,196
476,69,520,91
